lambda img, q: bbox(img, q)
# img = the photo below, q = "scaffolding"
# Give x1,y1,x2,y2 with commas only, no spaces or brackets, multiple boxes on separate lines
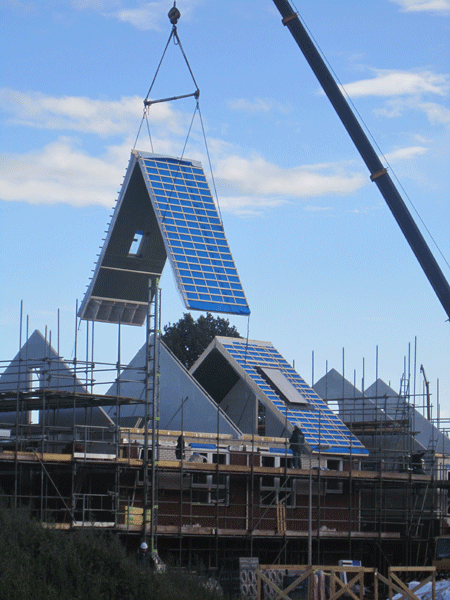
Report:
1,321,449,572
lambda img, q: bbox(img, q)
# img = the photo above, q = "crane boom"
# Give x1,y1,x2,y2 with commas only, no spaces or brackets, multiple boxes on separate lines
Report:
272,0,450,321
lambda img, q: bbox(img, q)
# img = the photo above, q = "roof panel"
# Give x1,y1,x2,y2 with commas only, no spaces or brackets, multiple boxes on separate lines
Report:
137,152,249,316
215,337,368,455
78,150,250,324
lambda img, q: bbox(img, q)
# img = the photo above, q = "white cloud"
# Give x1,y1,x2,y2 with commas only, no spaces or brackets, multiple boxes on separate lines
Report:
341,70,449,98
418,101,450,124
0,136,367,214
110,1,197,31
215,155,366,199
228,97,291,114
0,89,369,215
384,145,429,162
413,134,432,143
72,0,118,9
347,205,382,214
375,97,450,126
0,137,129,206
374,99,408,119
0,128,201,208
304,205,333,212
218,195,289,217
342,71,450,125
108,1,198,30
114,3,164,31
0,89,188,136
0,0,36,13
390,0,450,12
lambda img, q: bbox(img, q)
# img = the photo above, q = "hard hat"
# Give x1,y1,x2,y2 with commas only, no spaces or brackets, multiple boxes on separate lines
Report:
140,542,148,550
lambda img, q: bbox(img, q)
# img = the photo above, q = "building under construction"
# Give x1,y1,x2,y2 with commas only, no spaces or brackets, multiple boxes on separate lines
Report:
1,319,449,573
1,143,450,576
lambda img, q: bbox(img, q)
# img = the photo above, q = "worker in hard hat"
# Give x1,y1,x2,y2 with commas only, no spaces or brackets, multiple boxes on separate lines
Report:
136,541,166,573
136,541,152,567
189,452,206,463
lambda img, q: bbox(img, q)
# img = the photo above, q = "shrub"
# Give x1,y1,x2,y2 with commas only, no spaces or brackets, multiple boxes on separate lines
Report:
0,502,220,600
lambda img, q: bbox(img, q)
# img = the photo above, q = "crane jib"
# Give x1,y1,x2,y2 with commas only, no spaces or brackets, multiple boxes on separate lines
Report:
272,0,450,322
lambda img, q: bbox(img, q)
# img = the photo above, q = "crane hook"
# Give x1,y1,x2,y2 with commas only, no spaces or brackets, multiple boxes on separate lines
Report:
168,2,180,25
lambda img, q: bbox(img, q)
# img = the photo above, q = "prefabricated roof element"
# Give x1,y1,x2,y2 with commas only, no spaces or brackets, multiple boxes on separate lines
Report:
364,379,450,455
0,330,113,428
192,337,368,455
0,329,86,394
78,150,250,325
104,339,242,437
313,368,391,423
314,369,450,455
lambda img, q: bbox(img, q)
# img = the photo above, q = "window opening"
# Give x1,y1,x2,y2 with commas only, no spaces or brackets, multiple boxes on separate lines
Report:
258,400,266,436
128,231,150,257
260,453,295,507
325,458,343,493
137,448,154,485
191,448,229,505
128,231,143,255
28,368,42,424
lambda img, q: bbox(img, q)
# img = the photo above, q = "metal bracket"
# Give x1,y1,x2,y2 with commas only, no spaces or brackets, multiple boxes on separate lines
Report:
370,167,388,181
282,13,297,25
144,90,199,108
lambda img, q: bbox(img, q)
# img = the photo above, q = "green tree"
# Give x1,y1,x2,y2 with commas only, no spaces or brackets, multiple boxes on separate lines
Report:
161,312,241,369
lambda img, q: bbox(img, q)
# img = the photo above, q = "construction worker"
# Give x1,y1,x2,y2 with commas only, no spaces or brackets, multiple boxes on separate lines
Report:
137,542,166,573
176,434,185,460
189,452,206,463
136,541,152,568
289,425,304,469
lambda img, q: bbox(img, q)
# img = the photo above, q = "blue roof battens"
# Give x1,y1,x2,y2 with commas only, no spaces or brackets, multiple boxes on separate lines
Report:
214,337,368,456
190,443,217,450
136,151,250,317
269,448,293,455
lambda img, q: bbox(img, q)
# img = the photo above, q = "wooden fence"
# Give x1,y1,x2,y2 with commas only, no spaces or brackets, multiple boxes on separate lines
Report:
255,564,436,600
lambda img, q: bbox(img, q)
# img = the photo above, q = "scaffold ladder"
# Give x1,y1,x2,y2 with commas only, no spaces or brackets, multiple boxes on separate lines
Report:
143,276,161,555
394,373,412,471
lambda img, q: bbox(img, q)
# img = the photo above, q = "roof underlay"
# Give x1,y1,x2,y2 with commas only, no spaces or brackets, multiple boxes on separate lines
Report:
191,337,368,456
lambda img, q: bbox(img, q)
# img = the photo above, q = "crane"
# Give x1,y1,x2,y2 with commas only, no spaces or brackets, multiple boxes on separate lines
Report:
420,364,431,422
272,0,450,322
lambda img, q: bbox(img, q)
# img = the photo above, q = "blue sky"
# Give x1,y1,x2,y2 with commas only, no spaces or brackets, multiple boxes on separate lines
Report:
1,0,449,417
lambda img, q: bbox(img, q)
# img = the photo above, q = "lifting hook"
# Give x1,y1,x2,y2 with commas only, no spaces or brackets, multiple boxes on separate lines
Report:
168,3,180,25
